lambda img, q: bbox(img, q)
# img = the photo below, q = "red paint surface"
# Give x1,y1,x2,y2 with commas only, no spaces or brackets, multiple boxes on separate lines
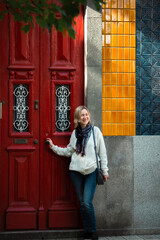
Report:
0,6,84,230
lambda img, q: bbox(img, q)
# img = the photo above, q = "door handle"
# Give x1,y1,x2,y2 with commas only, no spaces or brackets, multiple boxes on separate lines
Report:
0,102,2,119
33,139,39,144
34,100,39,110
0,101,5,119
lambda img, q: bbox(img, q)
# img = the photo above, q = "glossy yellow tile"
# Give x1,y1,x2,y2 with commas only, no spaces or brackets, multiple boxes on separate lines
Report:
102,73,111,85
106,22,112,34
118,35,124,47
102,99,105,111
103,124,112,135
103,35,111,47
124,48,130,59
111,73,117,84
103,47,111,59
112,9,118,21
111,112,117,123
130,10,135,21
124,73,130,85
124,111,130,123
124,0,130,8
103,111,111,123
130,35,136,47
130,60,135,72
130,73,135,85
111,86,117,97
112,0,117,8
118,9,124,21
112,99,117,110
112,60,118,72
112,22,117,34
105,98,112,110
117,112,123,122
118,74,124,84
124,35,130,47
112,124,117,135
124,9,129,21
124,99,130,110
130,48,135,60
130,0,135,9
129,124,135,135
130,98,135,110
118,61,124,72
130,111,135,123
103,86,112,97
117,99,124,110
124,60,130,72
118,0,123,8
130,86,135,97
124,86,130,97
124,124,130,135
102,60,111,72
112,35,117,46
130,22,135,34
124,22,129,34
117,124,123,135
117,86,123,97
118,48,124,60
112,48,118,59
118,22,124,34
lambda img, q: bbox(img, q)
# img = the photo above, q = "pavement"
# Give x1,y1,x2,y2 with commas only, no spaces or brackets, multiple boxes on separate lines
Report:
0,232,160,240
48,236,160,240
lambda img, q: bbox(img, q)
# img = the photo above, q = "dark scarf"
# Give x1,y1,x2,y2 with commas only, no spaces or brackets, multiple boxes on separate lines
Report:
75,124,92,156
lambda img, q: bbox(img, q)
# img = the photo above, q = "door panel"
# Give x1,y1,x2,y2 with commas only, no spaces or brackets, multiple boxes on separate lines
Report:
0,5,84,231
4,17,40,230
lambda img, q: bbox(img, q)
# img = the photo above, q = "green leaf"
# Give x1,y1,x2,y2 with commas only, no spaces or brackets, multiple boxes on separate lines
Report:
0,12,3,21
22,24,30,33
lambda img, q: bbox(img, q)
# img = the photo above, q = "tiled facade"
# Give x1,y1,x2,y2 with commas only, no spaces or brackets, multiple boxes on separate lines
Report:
102,0,160,136
102,0,136,136
136,0,160,135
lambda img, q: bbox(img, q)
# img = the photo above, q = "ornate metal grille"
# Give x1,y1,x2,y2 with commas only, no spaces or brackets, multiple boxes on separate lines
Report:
13,84,29,132
55,85,71,132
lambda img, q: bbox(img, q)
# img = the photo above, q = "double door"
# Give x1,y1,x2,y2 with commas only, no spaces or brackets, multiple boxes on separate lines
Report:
0,7,84,230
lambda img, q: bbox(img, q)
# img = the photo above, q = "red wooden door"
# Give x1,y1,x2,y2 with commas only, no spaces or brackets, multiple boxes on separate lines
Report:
0,7,84,230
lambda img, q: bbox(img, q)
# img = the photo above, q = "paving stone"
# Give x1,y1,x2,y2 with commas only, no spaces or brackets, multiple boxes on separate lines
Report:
123,236,144,240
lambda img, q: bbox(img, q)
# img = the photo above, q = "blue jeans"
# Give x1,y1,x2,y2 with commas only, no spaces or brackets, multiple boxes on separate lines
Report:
70,169,97,233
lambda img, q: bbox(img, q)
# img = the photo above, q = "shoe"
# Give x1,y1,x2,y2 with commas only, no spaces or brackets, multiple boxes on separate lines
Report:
83,231,91,239
91,232,98,240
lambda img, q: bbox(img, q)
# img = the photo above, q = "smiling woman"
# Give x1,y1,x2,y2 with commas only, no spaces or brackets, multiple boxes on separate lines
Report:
46,105,109,240
74,105,91,129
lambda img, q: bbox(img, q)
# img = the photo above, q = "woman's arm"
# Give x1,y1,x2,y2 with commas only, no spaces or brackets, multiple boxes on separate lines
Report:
46,138,75,157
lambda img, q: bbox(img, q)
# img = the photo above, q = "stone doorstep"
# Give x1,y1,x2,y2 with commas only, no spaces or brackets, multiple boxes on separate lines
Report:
0,229,160,240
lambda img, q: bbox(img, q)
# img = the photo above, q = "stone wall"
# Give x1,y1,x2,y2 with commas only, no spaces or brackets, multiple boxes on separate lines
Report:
93,136,160,235
86,0,160,235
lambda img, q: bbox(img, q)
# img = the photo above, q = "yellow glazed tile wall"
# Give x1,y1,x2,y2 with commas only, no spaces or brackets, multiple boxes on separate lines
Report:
102,0,136,135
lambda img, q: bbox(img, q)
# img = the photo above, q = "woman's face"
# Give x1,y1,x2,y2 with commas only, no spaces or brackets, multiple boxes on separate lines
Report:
79,109,90,128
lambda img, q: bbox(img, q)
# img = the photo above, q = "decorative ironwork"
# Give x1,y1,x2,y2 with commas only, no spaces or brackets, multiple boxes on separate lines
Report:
55,85,71,132
13,84,29,132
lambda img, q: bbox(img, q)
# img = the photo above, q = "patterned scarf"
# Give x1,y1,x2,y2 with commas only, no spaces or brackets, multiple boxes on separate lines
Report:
75,124,92,156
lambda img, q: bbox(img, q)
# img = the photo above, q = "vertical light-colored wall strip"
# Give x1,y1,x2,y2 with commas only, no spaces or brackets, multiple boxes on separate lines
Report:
85,0,102,129
102,0,136,135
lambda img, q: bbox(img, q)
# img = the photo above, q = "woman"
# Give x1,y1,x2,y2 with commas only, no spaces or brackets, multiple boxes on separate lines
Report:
46,106,109,240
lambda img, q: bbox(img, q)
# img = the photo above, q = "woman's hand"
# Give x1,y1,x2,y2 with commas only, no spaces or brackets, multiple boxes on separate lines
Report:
104,174,109,182
46,138,53,149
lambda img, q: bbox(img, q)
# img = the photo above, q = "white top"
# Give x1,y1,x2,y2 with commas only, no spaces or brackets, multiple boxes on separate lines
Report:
51,126,109,176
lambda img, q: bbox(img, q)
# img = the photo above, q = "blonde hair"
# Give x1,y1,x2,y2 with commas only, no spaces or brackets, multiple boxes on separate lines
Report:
74,105,91,128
